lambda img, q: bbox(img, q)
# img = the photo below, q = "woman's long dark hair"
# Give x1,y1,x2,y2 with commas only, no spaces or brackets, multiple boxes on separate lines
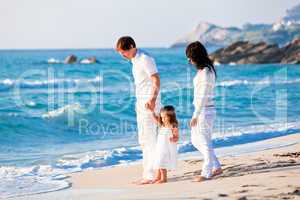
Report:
185,41,217,77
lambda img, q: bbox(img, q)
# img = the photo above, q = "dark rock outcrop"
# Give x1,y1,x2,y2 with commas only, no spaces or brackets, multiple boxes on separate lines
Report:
209,39,300,64
64,55,77,64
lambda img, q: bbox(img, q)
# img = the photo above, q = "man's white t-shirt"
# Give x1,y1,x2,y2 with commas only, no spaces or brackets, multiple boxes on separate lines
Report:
131,50,160,105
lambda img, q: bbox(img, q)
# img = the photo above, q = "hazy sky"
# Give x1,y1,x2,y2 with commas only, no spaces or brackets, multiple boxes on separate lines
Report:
1,0,299,49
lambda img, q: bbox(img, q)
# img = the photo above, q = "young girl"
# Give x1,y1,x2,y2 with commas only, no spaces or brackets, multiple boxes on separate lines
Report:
149,105,179,184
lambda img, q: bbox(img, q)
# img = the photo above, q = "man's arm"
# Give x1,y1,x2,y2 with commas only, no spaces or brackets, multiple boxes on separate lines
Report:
145,73,160,111
150,73,160,102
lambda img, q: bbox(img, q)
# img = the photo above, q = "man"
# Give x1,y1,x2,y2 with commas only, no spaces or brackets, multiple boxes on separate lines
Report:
116,36,161,184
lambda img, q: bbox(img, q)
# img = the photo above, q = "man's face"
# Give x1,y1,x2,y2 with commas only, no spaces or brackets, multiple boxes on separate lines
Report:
117,47,136,60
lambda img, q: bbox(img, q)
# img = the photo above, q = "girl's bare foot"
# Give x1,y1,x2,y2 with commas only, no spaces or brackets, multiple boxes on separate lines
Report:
192,176,210,182
212,168,223,177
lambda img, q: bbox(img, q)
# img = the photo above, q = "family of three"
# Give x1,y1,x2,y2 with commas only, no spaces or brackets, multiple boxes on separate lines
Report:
116,36,222,184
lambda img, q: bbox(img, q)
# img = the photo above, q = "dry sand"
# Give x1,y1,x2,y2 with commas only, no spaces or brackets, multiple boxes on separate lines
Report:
10,134,300,200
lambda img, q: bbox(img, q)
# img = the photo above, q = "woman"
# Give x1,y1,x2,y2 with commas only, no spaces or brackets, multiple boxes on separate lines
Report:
186,41,222,182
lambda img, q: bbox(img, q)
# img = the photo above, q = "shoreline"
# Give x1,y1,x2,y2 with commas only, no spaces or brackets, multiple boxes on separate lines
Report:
9,133,300,200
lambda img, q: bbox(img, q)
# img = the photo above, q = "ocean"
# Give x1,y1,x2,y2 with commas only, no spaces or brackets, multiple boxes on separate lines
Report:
0,48,300,198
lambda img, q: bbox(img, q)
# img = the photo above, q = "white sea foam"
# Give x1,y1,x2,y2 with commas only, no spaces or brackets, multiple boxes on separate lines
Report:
217,78,300,87
0,76,102,87
26,101,37,107
0,165,71,199
42,103,83,118
1,121,299,198
47,58,61,64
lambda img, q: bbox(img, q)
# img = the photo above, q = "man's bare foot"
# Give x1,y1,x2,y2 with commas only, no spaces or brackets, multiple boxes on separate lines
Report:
192,176,210,182
132,179,153,185
154,179,167,184
151,178,161,184
212,168,223,177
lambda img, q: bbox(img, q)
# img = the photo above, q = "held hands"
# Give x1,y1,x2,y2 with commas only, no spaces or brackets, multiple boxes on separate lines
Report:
145,98,156,111
189,118,197,127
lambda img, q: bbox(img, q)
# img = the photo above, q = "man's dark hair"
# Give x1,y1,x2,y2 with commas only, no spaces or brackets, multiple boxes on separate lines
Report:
116,36,136,51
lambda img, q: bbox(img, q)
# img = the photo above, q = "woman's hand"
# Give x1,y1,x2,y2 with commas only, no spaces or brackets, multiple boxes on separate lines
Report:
190,118,197,127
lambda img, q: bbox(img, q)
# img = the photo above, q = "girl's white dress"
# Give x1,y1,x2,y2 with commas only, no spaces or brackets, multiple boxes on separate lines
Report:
153,127,177,170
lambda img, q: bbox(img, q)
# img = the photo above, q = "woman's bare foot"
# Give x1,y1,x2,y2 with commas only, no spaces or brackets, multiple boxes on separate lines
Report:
212,168,223,177
192,176,210,182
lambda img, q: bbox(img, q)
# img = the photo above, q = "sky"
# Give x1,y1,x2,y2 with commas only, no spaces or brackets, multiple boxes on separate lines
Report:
1,0,299,49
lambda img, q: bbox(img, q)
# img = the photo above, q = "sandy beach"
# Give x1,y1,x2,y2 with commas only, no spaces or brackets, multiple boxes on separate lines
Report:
9,133,300,200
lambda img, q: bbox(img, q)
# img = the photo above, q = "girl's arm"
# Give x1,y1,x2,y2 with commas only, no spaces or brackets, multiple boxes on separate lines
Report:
170,127,179,143
151,111,160,125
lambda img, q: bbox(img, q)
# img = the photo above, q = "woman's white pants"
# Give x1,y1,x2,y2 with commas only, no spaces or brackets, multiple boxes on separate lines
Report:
191,107,221,178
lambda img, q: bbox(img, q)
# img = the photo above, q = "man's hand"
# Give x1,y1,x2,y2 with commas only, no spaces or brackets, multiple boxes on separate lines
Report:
145,98,156,111
190,118,198,127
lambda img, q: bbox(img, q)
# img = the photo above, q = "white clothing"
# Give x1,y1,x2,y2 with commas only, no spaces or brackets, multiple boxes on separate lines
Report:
131,50,160,103
154,127,177,170
132,49,161,180
191,68,220,179
192,67,215,119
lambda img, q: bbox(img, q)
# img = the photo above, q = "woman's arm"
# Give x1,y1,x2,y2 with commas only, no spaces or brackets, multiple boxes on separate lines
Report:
190,70,215,127
192,71,210,119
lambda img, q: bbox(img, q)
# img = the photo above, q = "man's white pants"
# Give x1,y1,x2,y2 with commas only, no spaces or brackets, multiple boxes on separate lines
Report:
136,102,160,180
191,107,221,178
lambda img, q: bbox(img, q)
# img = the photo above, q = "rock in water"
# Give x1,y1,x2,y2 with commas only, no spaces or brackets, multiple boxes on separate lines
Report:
209,40,300,64
64,55,77,64
281,39,300,64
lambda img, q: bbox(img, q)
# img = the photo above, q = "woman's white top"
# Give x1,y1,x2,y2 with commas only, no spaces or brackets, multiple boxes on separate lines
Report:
153,127,177,170
192,67,216,119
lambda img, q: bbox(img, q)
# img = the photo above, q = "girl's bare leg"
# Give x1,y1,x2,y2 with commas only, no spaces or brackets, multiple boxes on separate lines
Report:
153,169,161,183
155,169,167,184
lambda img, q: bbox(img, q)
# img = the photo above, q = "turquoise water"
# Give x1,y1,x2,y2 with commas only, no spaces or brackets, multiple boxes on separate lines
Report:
0,48,300,197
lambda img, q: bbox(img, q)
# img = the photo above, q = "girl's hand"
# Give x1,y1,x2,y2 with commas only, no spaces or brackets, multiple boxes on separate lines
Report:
170,134,179,143
170,127,179,143
190,118,197,127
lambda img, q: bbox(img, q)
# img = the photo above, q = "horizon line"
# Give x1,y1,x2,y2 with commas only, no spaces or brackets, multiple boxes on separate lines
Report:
0,46,178,51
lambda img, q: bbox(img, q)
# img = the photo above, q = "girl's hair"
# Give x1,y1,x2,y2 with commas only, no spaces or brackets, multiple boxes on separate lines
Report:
158,105,178,128
185,41,217,77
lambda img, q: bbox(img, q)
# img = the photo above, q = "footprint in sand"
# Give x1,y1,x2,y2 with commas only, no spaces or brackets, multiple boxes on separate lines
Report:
241,184,263,188
234,189,249,193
